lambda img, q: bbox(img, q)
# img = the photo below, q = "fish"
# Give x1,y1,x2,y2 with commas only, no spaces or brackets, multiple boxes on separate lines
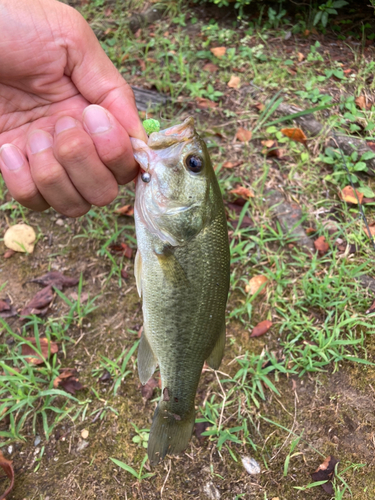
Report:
131,117,230,465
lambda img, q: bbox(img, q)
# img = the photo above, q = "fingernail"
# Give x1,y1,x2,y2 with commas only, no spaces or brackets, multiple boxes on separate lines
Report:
28,131,53,154
83,105,111,134
55,116,77,135
0,144,24,171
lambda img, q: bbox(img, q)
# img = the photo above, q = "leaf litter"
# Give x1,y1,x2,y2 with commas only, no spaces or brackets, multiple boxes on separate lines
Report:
21,337,58,365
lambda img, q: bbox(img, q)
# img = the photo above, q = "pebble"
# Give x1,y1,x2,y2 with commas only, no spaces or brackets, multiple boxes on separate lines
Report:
55,218,64,226
241,456,261,475
81,429,89,439
34,436,41,447
7,445,13,455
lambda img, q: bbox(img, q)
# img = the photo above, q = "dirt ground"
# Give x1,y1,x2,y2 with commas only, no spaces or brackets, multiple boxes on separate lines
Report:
2,1,375,499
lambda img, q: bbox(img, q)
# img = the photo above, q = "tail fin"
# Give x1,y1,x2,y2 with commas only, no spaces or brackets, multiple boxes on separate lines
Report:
148,401,195,466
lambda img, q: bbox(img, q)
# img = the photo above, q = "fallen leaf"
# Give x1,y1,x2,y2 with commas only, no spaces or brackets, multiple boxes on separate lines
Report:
367,141,375,152
194,97,218,109
0,449,14,500
0,298,17,319
236,127,252,142
99,369,112,382
137,58,146,71
141,378,159,400
53,368,77,388
281,127,307,146
4,224,36,253
314,236,329,256
121,269,129,280
108,243,133,259
20,285,54,317
254,103,265,111
227,75,240,89
134,28,142,38
305,227,317,235
210,46,226,58
363,197,375,204
261,140,276,148
355,95,366,110
364,222,375,237
230,186,254,200
29,271,79,290
246,275,268,295
4,249,15,259
340,186,364,205
222,160,243,169
69,292,89,304
311,456,338,495
250,320,273,338
114,204,134,216
297,51,304,62
194,421,211,443
366,299,375,314
203,63,218,73
21,337,58,365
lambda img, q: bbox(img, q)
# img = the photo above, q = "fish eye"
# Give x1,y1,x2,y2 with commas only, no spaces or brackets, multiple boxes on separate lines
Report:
185,154,203,173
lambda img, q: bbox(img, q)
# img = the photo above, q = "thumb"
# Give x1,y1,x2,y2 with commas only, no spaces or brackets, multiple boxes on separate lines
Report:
65,8,147,142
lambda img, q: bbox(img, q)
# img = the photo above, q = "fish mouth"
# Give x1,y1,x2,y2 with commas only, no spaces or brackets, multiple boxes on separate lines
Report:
163,204,198,216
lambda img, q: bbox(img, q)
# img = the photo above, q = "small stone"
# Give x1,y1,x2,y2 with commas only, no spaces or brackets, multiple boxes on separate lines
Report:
81,429,89,439
34,436,41,446
242,456,261,475
7,445,13,454
55,218,64,226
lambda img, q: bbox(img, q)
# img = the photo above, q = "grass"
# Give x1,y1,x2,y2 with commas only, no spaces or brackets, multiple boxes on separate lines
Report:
1,0,375,498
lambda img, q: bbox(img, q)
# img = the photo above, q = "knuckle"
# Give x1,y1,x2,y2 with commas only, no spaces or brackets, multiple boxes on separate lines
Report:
98,144,126,166
33,164,64,189
56,136,92,164
89,184,118,207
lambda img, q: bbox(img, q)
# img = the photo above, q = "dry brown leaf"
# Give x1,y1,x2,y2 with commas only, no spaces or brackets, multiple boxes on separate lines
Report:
281,127,307,146
0,449,14,500
297,52,305,62
115,204,134,216
30,271,79,290
4,249,15,259
314,236,329,256
194,97,218,109
210,46,226,58
366,299,375,314
236,127,252,142
0,298,17,319
230,186,254,199
340,186,364,205
364,222,375,237
21,337,58,365
222,160,243,169
254,103,265,111
245,275,268,295
250,320,273,338
53,368,77,388
21,285,54,317
4,224,36,253
141,378,159,400
355,95,366,110
137,58,146,71
227,75,240,89
108,243,133,259
203,63,218,73
261,140,275,148
311,456,338,495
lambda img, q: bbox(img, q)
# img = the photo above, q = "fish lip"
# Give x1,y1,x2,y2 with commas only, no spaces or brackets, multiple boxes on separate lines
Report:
163,204,198,216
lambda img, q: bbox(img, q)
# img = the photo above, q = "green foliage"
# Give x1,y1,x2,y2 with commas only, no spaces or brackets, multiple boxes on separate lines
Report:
313,1,349,28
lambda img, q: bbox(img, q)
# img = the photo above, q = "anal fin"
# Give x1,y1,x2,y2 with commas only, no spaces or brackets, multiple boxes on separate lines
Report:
206,322,226,370
138,331,158,384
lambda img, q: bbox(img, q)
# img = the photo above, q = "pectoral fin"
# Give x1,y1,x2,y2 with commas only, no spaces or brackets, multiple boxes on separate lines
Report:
134,250,142,297
138,331,158,384
206,322,226,370
155,246,189,287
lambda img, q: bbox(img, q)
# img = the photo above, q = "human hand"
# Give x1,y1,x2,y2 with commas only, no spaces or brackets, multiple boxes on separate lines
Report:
0,0,146,217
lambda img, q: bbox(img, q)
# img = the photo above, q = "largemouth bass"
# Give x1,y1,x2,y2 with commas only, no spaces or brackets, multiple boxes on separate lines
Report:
131,117,230,465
